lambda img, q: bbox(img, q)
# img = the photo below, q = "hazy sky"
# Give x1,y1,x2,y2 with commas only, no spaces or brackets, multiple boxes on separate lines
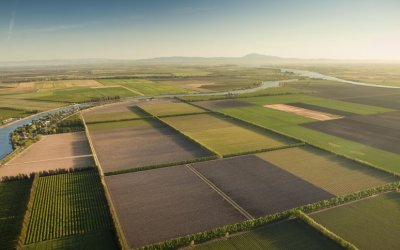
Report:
1,0,399,61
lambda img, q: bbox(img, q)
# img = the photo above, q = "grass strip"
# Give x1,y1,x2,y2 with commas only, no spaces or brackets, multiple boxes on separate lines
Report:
294,210,358,250
17,174,39,249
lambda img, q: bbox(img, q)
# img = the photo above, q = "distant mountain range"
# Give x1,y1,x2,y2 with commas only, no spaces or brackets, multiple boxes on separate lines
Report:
0,54,397,67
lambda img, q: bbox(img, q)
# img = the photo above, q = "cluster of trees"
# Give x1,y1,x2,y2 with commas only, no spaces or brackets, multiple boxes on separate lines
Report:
10,109,80,149
55,117,84,133
89,95,120,103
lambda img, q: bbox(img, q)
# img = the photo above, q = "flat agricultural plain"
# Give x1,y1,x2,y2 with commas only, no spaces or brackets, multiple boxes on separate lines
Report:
0,179,32,250
139,100,207,117
83,101,148,123
257,146,398,196
105,166,245,249
88,119,211,172
1,132,94,178
310,192,400,250
196,219,342,250
304,111,400,154
161,113,295,156
193,155,334,217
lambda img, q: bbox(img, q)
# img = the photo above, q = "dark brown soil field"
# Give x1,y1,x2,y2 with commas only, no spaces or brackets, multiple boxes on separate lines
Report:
88,119,211,172
288,81,400,109
105,166,245,249
193,155,334,217
303,111,400,154
289,102,355,117
195,99,254,110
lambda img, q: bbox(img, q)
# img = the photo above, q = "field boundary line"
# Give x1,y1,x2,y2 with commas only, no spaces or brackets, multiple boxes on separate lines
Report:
294,210,359,250
17,174,39,249
186,164,254,220
81,112,130,250
190,102,400,178
6,154,93,166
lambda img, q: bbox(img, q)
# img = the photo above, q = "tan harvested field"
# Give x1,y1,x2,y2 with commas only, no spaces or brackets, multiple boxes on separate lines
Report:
0,132,94,178
257,147,398,196
88,119,211,172
158,80,215,92
139,100,207,117
161,113,294,156
105,166,245,249
265,104,342,121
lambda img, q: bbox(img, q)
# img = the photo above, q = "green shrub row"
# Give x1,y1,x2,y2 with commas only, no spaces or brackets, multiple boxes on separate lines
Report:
298,182,400,213
138,211,292,250
104,155,219,176
137,182,399,250
156,110,211,118
0,167,94,182
136,106,220,157
85,116,151,125
222,142,305,158
17,174,39,248
294,210,359,250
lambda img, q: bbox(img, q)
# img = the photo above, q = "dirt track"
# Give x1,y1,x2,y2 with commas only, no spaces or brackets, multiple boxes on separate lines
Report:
193,155,334,217
105,166,245,248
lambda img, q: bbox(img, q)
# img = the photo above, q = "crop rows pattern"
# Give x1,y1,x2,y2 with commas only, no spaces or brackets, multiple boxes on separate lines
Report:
25,171,113,244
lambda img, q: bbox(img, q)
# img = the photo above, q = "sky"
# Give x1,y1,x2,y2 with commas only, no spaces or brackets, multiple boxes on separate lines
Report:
0,0,400,61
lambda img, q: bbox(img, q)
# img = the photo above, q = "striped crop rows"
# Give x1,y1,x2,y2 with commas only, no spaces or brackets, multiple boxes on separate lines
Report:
24,170,113,244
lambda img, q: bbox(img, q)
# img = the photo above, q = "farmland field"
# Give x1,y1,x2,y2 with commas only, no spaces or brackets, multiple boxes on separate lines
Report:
139,100,207,117
1,132,94,178
0,107,37,124
87,119,211,172
19,86,138,103
193,155,333,217
105,166,245,249
161,113,295,156
195,219,342,250
98,79,192,95
304,111,400,154
0,179,32,250
257,146,398,196
212,98,400,174
83,101,149,123
310,192,400,250
24,171,116,246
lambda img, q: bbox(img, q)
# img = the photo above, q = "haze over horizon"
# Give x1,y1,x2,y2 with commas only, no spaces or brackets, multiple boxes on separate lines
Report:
1,0,400,62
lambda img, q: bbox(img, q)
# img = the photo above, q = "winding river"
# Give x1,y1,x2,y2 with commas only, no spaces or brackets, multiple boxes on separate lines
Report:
0,67,398,160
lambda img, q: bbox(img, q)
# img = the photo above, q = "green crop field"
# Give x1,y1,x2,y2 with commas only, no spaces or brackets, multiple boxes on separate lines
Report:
139,101,207,117
0,107,37,123
24,171,116,246
87,118,152,131
310,192,400,250
243,95,392,115
28,87,137,103
213,99,400,174
161,113,295,156
195,219,342,250
84,110,146,123
99,79,192,95
22,230,118,250
0,179,33,250
0,98,66,111
257,146,398,196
